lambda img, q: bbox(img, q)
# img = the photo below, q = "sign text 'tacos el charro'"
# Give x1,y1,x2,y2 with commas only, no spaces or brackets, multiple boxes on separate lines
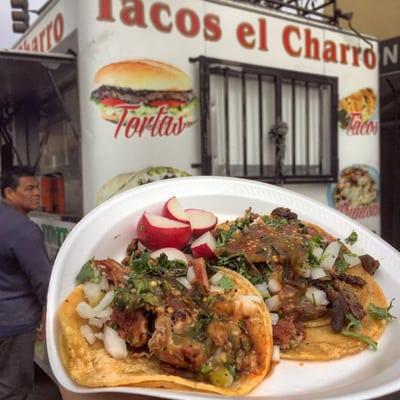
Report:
97,0,377,70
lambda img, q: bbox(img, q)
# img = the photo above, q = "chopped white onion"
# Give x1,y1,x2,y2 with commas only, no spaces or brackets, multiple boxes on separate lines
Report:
265,294,281,312
270,312,279,325
272,345,280,362
312,246,324,260
305,287,329,306
176,276,192,290
88,317,104,328
310,267,327,280
209,284,225,294
83,282,103,307
267,278,282,295
210,272,223,285
103,326,127,360
94,332,103,341
320,241,341,271
96,306,113,320
80,324,96,345
186,266,196,283
343,253,361,267
255,282,270,298
75,290,114,319
99,275,110,291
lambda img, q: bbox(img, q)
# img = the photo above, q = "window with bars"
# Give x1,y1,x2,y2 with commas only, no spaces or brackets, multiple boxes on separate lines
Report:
192,56,338,184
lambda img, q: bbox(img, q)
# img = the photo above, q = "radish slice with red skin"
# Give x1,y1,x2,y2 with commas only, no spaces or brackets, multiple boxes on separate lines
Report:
150,247,188,265
191,231,217,259
185,208,218,236
136,212,191,250
162,196,190,223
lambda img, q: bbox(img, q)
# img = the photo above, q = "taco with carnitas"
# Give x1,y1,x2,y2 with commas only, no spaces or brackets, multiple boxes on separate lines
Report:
213,207,390,361
58,250,272,395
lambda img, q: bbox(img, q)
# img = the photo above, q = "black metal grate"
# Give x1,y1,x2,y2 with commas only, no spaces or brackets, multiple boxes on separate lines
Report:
190,56,338,184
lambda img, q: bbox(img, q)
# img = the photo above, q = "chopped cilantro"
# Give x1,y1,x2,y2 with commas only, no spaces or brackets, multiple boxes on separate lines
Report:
227,364,236,379
368,299,397,321
334,251,350,273
345,231,358,245
130,252,187,276
341,313,377,350
76,259,102,284
201,363,213,374
191,312,214,341
218,275,235,290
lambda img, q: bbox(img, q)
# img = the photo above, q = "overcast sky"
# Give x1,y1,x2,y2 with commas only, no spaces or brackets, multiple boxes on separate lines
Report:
0,0,47,48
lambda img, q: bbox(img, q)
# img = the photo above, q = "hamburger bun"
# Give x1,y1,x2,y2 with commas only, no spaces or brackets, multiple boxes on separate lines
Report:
94,60,192,91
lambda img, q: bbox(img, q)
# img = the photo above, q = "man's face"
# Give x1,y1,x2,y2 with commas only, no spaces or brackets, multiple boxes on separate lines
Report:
4,176,41,214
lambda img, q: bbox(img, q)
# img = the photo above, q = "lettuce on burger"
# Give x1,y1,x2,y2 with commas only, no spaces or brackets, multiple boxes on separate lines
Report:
90,59,197,124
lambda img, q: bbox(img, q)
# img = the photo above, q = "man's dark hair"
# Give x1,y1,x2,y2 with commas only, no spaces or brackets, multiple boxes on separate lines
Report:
1,166,35,198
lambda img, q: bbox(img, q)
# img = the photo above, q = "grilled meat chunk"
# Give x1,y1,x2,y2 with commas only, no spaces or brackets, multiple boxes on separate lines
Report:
273,318,304,350
359,254,380,275
271,207,298,220
335,273,366,288
148,314,207,371
95,258,129,286
111,309,149,347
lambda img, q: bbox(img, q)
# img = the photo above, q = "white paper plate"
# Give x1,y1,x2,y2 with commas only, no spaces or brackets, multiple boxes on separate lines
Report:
46,176,400,400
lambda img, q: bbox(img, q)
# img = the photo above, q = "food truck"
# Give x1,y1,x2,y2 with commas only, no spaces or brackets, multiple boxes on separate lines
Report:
0,0,381,377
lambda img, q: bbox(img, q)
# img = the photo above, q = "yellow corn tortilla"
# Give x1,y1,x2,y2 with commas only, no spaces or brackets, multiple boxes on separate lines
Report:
216,216,387,361
58,268,273,395
282,264,387,361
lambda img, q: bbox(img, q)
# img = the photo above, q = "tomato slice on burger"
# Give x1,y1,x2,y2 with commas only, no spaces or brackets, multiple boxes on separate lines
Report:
101,97,125,107
148,100,186,108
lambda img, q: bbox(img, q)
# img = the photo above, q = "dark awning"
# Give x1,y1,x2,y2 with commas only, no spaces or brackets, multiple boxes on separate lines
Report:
0,49,75,108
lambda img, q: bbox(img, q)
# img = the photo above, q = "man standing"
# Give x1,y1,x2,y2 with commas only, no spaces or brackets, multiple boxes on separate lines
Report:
0,166,51,400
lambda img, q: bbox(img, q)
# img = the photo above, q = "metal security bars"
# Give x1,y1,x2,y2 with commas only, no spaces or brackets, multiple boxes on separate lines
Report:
190,56,338,184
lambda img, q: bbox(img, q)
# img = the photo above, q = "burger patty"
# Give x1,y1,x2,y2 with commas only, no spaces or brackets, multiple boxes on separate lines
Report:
91,85,194,105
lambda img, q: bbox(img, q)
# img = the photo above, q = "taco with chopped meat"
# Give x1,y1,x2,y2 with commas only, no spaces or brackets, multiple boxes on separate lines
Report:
58,253,273,395
213,207,389,361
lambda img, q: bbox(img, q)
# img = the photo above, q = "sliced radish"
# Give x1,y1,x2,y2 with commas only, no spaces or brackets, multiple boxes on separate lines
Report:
162,196,190,223
320,241,341,271
136,212,191,250
151,247,188,265
185,208,218,236
191,231,217,259
103,326,128,360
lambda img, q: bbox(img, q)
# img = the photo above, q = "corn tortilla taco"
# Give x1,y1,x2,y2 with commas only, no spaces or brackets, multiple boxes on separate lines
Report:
213,207,389,361
58,253,273,395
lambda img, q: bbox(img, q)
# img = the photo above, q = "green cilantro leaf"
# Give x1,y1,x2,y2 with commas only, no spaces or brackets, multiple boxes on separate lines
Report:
368,299,397,321
218,275,235,290
76,259,101,284
345,231,358,245
341,313,377,350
